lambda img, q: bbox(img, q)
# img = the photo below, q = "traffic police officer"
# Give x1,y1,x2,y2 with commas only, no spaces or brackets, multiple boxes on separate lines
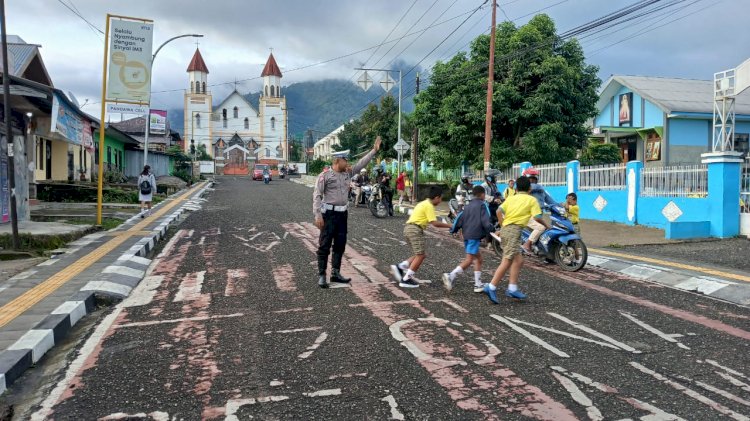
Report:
313,136,382,288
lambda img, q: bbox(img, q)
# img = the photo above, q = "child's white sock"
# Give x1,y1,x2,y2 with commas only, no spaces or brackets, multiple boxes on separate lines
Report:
507,284,518,292
399,261,410,270
449,266,463,280
474,271,482,285
488,283,497,291
404,269,416,279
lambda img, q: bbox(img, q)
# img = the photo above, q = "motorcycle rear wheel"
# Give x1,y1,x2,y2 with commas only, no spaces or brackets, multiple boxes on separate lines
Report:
369,199,388,218
553,239,588,272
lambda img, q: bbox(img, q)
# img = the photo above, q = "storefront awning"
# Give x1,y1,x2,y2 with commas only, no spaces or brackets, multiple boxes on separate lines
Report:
636,126,664,139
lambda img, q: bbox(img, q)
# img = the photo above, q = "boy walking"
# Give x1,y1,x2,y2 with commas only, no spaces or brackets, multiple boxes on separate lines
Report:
485,176,548,303
391,187,453,288
443,185,495,292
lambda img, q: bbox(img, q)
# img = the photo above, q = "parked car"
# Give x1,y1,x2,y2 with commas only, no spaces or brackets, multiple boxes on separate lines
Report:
253,164,271,181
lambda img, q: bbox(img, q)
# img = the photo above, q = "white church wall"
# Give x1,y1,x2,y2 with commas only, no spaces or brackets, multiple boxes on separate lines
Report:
261,99,286,160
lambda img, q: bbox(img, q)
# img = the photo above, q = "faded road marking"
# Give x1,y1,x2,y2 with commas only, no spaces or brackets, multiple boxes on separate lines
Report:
264,327,322,334
225,396,290,421
297,332,328,360
115,313,244,328
620,311,690,350
381,395,405,420
490,314,570,358
547,312,640,353
504,316,621,350
224,268,248,297
174,271,206,302
303,388,342,397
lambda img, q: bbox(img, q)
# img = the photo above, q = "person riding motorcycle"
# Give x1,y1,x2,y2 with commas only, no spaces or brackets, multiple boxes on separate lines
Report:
375,168,394,216
521,167,559,253
352,168,370,207
481,170,503,224
455,175,475,203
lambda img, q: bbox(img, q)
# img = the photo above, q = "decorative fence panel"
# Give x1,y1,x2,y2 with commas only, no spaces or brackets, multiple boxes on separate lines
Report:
533,163,567,186
641,165,708,198
579,163,626,191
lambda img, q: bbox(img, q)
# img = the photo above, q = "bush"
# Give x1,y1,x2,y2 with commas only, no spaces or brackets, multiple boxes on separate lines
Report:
172,168,194,184
308,159,331,175
580,142,622,166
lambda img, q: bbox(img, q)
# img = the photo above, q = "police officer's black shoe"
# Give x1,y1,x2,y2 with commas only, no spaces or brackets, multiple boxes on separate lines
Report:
330,271,351,284
318,275,329,288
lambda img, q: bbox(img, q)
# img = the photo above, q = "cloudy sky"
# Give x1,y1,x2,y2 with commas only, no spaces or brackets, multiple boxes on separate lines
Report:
9,0,747,116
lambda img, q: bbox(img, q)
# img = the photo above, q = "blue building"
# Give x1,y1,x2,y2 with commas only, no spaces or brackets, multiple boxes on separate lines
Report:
593,76,750,166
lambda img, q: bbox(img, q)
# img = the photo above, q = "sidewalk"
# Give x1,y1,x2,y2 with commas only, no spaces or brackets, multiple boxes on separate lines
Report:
0,182,212,393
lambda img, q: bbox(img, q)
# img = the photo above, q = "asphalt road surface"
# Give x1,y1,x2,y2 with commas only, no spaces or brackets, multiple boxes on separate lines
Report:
27,177,750,420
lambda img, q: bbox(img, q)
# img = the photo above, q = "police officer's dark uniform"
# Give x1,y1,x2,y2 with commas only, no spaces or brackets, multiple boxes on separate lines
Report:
313,141,380,288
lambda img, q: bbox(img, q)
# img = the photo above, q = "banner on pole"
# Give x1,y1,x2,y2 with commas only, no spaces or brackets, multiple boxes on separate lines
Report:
149,109,167,134
106,19,153,104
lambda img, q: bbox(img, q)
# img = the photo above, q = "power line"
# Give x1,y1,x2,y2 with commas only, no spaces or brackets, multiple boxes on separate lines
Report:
371,0,442,68
361,0,421,68
57,0,104,35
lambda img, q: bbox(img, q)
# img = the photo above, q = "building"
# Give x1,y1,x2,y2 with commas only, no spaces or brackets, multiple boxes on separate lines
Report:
183,48,288,174
313,125,345,160
593,75,750,166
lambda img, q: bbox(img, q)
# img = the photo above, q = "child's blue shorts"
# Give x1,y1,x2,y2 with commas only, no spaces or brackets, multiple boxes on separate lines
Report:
464,239,481,255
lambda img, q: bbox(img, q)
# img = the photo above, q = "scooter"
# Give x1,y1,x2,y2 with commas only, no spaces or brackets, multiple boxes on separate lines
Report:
263,172,271,184
490,204,587,271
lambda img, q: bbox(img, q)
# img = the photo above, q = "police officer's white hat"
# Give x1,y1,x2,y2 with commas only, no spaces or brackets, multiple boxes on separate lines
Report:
331,150,351,160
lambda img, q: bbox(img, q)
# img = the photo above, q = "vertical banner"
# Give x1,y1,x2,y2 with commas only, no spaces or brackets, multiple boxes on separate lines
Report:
107,19,154,104
1,156,8,223
149,109,167,134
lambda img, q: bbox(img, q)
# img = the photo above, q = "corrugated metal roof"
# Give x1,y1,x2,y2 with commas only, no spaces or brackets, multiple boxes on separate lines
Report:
601,75,750,115
0,43,39,77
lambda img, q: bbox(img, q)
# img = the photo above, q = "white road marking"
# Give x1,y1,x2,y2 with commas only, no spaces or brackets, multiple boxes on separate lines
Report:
270,380,284,387
297,332,328,360
328,372,368,380
490,314,570,358
551,371,603,421
674,375,750,407
550,367,616,393
115,313,244,328
619,312,690,350
264,327,322,334
630,362,749,421
620,397,687,421
99,412,170,420
123,275,165,307
303,388,342,397
273,307,313,314
506,317,621,350
283,232,289,239
225,396,289,421
548,312,640,353
381,395,405,420
157,229,187,258
704,359,749,379
716,372,750,393
173,271,206,302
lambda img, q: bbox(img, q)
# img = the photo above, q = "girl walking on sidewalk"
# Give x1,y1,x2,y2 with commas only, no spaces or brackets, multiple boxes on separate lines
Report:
138,165,157,218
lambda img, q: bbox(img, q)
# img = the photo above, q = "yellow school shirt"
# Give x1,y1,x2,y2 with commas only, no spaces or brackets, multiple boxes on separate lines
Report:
500,193,542,227
407,199,437,229
568,205,580,224
503,187,516,199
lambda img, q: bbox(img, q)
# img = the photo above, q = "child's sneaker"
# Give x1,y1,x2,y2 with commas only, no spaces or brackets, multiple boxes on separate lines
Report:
473,283,487,293
441,273,454,291
399,278,419,288
505,289,527,300
484,284,499,304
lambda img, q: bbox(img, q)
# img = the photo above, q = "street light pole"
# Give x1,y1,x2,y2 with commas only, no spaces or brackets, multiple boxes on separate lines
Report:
483,0,497,173
143,34,203,167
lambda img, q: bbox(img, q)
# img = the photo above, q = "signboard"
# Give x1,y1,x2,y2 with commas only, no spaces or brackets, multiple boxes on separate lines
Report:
394,139,410,153
646,133,662,162
618,92,633,127
149,109,167,134
106,19,153,104
50,92,85,145
107,103,148,115
82,120,94,153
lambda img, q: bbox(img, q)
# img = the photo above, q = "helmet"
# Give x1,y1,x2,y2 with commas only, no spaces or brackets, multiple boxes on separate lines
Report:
484,169,500,184
461,174,471,184
360,168,367,174
522,168,540,178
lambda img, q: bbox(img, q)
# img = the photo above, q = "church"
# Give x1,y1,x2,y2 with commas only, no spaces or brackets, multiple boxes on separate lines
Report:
183,48,288,174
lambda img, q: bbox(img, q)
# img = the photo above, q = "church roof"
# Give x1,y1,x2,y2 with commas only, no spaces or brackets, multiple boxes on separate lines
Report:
261,53,282,78
187,48,209,73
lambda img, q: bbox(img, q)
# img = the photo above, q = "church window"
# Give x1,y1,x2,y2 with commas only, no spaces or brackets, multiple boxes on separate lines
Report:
271,117,276,130
244,118,249,130
233,106,239,119
265,148,271,158
270,85,275,97
191,81,195,93
277,85,280,97
195,113,201,128
265,86,268,97
202,82,206,93
222,109,227,118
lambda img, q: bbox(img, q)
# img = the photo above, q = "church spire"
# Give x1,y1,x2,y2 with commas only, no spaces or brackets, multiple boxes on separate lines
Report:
261,52,282,78
187,48,209,74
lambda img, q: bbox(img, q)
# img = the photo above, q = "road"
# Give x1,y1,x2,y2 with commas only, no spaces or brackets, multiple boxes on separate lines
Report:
27,177,750,420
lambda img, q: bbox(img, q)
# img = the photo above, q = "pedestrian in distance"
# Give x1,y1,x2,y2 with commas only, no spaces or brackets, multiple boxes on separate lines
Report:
443,185,495,293
313,137,382,288
564,192,580,235
396,171,407,206
138,165,157,218
403,173,413,204
484,176,549,303
503,178,516,200
391,186,453,288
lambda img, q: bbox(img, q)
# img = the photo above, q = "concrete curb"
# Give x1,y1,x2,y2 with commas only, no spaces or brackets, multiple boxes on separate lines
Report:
0,183,212,394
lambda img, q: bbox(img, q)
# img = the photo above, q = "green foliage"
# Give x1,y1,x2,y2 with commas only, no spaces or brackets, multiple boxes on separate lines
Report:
308,159,330,175
102,188,138,204
196,144,212,161
104,169,128,183
414,15,600,170
172,169,194,184
336,95,414,161
580,142,623,166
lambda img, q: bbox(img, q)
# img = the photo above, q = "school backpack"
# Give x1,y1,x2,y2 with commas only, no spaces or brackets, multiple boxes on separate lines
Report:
139,177,152,195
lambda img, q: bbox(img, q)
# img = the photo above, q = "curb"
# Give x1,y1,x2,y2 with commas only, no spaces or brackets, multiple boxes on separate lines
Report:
0,183,212,394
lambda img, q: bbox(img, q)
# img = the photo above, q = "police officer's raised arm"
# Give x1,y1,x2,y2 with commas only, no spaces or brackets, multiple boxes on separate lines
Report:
352,136,382,174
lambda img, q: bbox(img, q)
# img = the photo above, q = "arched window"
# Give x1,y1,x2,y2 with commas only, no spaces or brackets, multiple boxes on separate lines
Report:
202,82,206,93
270,85,275,97
277,85,280,97
244,117,249,130
191,81,194,93
270,117,276,130
233,106,239,119
265,148,271,157
265,86,268,97
195,113,201,128
222,109,227,119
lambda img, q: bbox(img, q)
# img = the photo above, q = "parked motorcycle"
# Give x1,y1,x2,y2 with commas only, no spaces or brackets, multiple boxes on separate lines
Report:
490,204,587,271
368,183,389,218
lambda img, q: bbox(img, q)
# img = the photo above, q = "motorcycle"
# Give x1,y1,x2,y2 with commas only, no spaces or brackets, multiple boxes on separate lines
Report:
368,183,389,218
263,173,271,184
350,184,372,206
448,191,468,222
490,204,587,271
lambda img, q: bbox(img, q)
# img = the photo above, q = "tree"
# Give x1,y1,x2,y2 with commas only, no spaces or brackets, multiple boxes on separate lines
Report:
336,95,412,161
580,142,622,166
414,14,600,170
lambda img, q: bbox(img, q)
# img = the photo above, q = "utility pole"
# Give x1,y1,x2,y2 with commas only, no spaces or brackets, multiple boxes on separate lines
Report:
482,0,497,173
412,73,420,203
1,0,20,249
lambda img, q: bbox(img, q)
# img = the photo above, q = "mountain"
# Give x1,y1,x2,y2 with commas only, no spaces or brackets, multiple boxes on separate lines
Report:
166,71,421,141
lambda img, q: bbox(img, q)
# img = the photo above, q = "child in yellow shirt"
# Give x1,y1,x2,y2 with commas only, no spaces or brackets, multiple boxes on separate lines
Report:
564,193,580,234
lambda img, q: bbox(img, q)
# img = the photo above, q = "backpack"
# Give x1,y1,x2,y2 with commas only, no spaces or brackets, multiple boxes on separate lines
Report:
139,177,152,195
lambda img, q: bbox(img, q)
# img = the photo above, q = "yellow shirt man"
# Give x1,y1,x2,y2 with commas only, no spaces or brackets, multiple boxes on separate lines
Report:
407,199,437,229
499,193,542,227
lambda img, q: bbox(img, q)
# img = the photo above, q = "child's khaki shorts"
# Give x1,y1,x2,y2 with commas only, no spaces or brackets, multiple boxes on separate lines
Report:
500,224,524,260
404,223,425,255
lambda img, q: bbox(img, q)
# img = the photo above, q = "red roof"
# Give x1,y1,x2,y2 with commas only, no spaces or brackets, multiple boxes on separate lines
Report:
261,53,282,78
186,48,209,73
